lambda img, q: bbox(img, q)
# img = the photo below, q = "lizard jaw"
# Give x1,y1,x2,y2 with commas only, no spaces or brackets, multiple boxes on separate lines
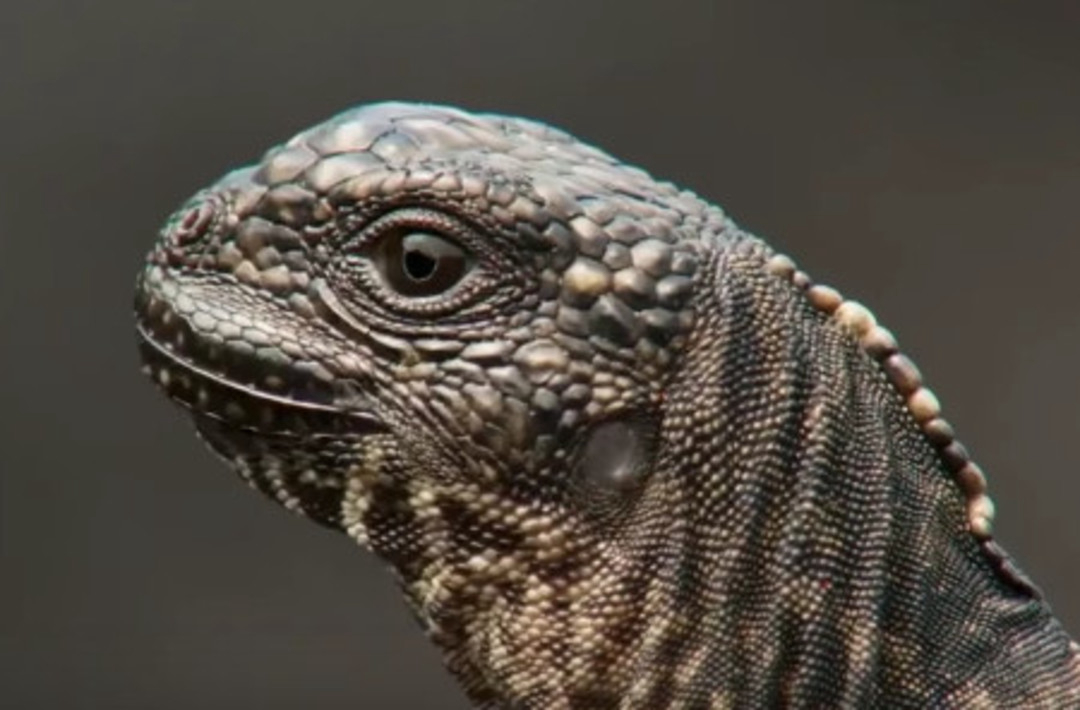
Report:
133,261,384,436
135,321,382,438
134,270,387,528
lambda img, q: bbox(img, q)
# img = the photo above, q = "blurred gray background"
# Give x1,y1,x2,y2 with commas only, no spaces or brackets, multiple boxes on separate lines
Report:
3,1,1079,708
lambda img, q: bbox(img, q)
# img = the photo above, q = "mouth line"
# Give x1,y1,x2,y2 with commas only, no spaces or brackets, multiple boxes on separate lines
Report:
136,322,383,436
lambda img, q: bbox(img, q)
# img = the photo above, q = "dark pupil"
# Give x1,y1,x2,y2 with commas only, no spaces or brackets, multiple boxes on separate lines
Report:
378,230,468,297
403,248,437,281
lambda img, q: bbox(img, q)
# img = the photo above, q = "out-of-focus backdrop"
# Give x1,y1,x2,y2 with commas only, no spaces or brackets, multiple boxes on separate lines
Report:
3,1,1079,707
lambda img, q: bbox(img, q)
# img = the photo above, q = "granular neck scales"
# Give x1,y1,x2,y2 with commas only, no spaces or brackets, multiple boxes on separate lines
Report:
135,103,1080,708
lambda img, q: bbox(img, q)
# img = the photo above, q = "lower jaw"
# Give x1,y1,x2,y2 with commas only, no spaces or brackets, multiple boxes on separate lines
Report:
138,328,387,528
191,411,376,529
193,413,280,460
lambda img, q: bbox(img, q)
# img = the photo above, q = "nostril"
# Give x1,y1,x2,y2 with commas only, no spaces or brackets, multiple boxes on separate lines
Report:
169,200,215,247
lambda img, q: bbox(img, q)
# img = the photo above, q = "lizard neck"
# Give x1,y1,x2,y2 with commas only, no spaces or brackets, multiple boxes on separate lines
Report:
632,244,1080,706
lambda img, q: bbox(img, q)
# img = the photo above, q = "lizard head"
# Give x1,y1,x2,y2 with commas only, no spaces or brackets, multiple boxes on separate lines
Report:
136,102,729,701
136,102,1056,706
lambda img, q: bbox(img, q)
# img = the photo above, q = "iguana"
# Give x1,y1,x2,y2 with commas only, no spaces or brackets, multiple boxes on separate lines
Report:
134,102,1080,708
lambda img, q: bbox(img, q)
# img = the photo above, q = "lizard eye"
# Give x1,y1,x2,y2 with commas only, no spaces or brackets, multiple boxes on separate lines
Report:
373,229,471,297
333,207,498,319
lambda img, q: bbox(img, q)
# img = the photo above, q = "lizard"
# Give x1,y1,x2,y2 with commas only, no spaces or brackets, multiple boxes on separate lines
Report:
134,102,1080,708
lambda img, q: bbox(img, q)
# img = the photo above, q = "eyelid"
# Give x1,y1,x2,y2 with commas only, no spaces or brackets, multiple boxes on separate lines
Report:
346,207,475,254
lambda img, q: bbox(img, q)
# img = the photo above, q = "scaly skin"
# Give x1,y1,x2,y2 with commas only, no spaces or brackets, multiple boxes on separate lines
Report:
135,103,1080,708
